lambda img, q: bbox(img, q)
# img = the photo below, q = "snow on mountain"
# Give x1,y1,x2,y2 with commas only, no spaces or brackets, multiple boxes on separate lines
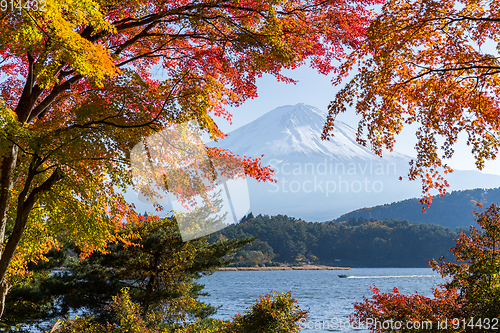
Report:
217,103,400,161
213,103,500,221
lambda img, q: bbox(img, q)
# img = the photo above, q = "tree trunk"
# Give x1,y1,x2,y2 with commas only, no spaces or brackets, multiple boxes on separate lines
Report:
0,144,17,320
0,166,62,320
0,279,10,319
0,145,18,243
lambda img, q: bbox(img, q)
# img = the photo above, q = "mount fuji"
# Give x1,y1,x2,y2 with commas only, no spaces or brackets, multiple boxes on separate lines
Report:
214,103,500,221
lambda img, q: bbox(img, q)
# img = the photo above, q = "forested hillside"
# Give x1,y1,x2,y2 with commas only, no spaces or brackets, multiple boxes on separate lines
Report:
335,188,500,229
208,214,460,268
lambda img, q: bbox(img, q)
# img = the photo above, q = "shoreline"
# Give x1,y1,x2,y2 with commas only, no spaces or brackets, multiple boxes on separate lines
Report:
218,265,351,271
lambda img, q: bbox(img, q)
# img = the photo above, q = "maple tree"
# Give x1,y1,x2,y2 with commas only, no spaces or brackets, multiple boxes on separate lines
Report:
351,203,500,332
323,0,500,206
0,0,382,320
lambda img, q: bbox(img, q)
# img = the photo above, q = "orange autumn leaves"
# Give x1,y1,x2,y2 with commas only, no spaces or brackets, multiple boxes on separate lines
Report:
351,204,500,332
324,0,500,207
0,0,381,286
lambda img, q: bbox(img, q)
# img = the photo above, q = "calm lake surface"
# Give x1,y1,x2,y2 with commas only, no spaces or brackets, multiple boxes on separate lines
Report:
198,268,445,332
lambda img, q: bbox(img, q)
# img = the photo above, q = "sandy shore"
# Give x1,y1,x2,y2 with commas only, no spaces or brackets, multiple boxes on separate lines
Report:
218,265,351,271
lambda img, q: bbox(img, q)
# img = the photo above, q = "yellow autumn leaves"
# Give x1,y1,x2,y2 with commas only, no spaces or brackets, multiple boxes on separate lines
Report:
1,0,117,88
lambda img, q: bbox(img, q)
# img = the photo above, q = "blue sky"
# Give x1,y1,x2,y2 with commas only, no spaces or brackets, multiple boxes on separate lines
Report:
215,65,500,177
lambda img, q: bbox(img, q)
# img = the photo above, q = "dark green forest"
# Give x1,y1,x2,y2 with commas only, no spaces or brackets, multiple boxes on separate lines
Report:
335,187,500,229
208,214,461,268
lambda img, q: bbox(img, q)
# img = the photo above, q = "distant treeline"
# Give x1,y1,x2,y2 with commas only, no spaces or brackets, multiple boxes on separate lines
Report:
335,187,500,229
208,214,461,268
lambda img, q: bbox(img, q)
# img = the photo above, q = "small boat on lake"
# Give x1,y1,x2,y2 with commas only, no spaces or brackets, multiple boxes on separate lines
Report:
338,274,348,278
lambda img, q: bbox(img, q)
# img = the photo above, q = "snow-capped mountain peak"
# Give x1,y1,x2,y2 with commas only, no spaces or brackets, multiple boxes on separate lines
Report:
217,103,406,162
129,103,500,222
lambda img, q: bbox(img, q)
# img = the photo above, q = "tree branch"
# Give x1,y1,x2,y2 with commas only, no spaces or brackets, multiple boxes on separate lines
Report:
28,75,82,123
0,167,63,283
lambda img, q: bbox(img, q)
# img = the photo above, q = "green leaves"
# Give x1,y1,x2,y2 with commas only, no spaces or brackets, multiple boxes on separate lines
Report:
54,289,309,333
5,215,252,327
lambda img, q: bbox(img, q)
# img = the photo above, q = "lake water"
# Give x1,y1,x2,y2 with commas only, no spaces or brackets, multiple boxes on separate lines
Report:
198,268,445,332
